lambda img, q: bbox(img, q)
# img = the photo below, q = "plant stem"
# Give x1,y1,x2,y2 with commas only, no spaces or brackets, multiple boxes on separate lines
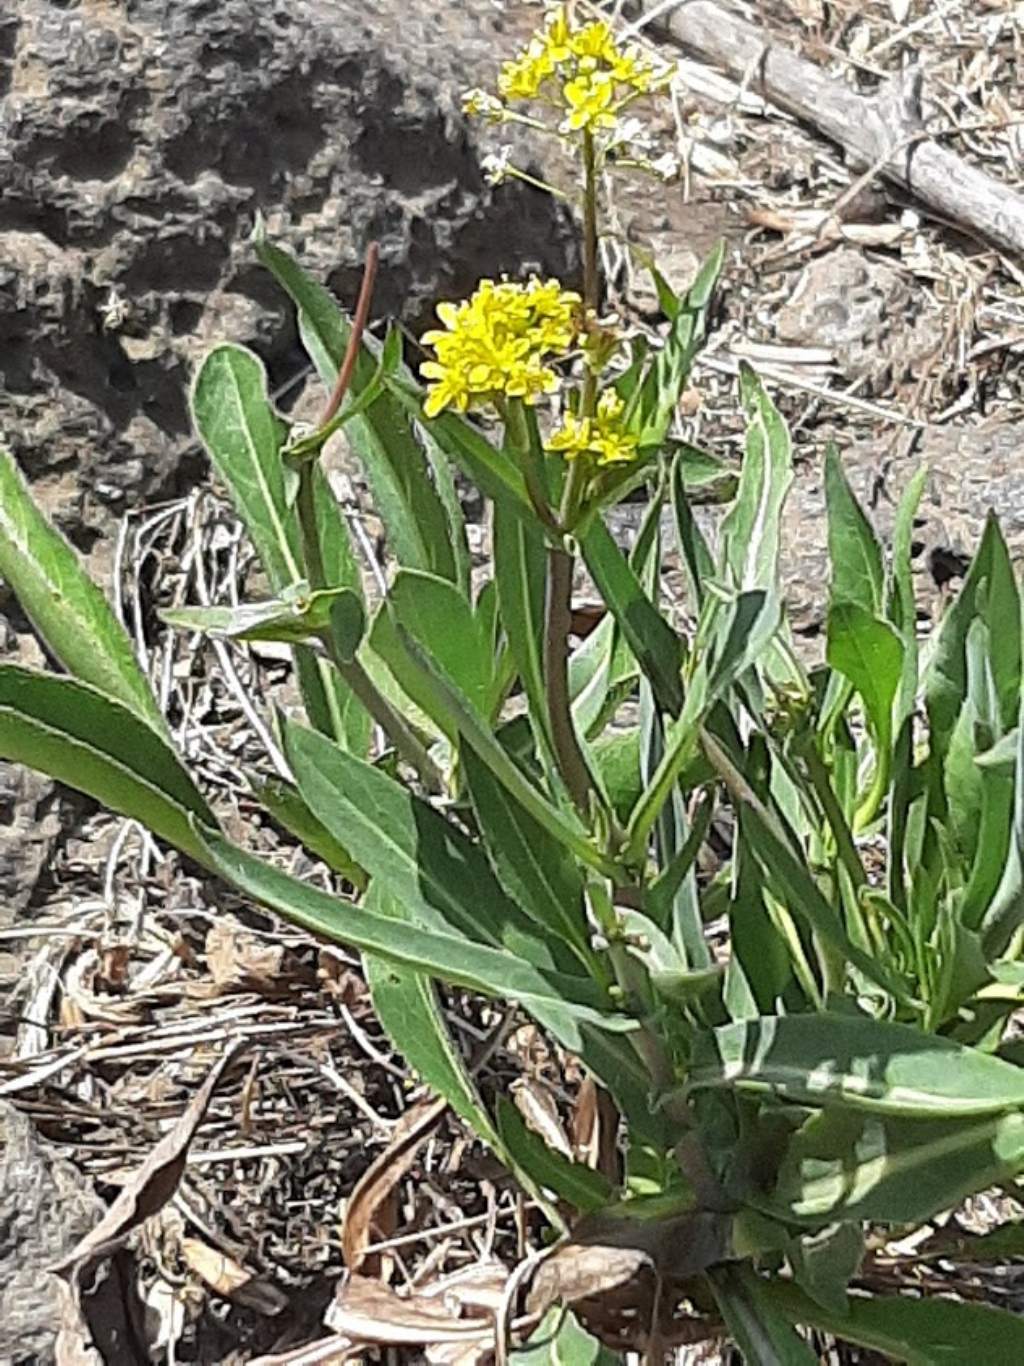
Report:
320,241,379,427
545,545,597,815
288,240,443,794
318,632,443,793
535,128,608,820
296,462,327,591
580,127,600,423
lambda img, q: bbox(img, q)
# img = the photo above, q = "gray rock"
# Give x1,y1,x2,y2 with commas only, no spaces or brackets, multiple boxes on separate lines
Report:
779,418,1024,637
775,246,939,390
0,763,62,930
0,1102,107,1365
0,0,576,546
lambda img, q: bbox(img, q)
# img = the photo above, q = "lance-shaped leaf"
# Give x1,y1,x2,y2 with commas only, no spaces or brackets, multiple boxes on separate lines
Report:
0,447,164,733
496,1099,612,1215
764,1106,1024,1225
369,569,493,734
493,501,555,758
687,1013,1024,1117
827,603,903,749
721,365,793,593
190,342,362,747
379,623,620,877
765,1279,1024,1365
0,665,216,867
254,234,460,584
281,718,580,975
462,744,598,976
927,513,1021,763
193,824,623,1035
580,518,684,717
825,444,884,616
191,344,300,587
161,587,356,644
364,883,501,1147
708,1264,818,1366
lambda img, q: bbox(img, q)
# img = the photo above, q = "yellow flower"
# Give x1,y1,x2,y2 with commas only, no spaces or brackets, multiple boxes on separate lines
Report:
546,388,638,466
562,72,616,132
420,277,581,418
569,20,617,64
546,411,594,459
469,4,671,144
498,39,555,100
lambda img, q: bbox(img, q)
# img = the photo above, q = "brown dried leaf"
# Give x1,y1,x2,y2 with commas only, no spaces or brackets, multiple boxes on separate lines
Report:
341,1094,447,1273
180,1236,288,1315
249,1336,352,1366
324,1276,493,1347
525,1245,650,1319
51,1039,246,1277
510,1077,572,1158
55,1280,103,1366
205,919,303,995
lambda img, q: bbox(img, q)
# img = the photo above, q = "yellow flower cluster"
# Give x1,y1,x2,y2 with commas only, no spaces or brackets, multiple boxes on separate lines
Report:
546,390,638,466
420,278,581,419
490,6,669,134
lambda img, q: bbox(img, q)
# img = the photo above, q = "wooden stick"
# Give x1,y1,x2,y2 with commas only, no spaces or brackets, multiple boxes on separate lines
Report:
646,0,1024,257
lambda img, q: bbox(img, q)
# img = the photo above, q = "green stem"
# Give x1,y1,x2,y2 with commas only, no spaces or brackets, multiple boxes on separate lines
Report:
319,633,443,793
296,462,327,592
797,733,868,892
544,546,598,816
580,128,600,425
854,742,891,834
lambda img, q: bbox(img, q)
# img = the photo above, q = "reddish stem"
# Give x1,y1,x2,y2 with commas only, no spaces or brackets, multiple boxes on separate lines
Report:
319,240,380,427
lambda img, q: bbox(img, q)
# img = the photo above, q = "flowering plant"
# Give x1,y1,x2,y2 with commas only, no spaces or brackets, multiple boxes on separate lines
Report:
5,5,1024,1360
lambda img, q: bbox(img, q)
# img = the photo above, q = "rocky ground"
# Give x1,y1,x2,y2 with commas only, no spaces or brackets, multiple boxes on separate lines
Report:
2,0,1024,1360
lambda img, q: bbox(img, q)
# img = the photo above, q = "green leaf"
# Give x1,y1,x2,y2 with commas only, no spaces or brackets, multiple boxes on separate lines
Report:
887,464,925,725
161,587,355,644
190,342,359,747
927,513,1021,763
0,665,215,867
254,234,460,583
194,824,623,1036
369,570,493,733
494,501,556,757
827,602,904,814
982,694,1024,956
636,241,725,446
688,1013,1024,1117
191,344,299,587
788,1223,864,1318
580,518,684,717
708,1264,818,1366
766,1274,1024,1364
672,447,716,611
328,590,366,664
767,1106,1024,1224
825,444,884,615
379,622,620,877
496,1098,613,1214
591,729,642,825
721,365,793,593
251,775,366,887
462,745,599,975
391,387,538,527
281,718,587,978
365,882,499,1145
511,1307,619,1366
827,605,904,744
0,448,164,733
735,782,908,1000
